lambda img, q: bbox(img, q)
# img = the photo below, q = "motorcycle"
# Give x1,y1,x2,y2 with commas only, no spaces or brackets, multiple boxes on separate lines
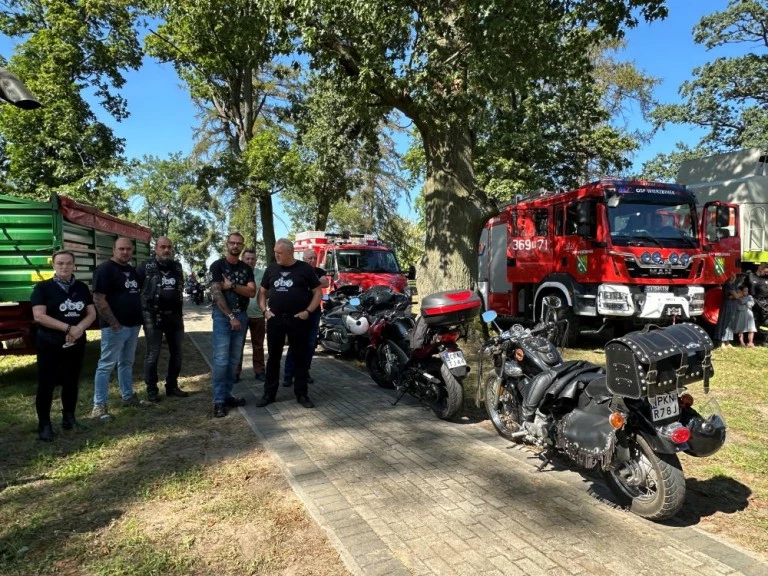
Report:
366,289,481,420
317,285,409,357
477,298,727,520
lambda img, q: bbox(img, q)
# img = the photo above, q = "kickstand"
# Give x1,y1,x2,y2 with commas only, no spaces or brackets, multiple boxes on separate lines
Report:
535,451,553,472
392,386,407,406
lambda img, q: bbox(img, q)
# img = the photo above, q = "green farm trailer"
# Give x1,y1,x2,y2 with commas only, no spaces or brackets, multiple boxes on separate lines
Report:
0,193,151,355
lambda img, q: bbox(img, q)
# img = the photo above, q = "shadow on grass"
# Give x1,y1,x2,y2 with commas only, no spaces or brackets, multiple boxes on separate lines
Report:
0,334,255,575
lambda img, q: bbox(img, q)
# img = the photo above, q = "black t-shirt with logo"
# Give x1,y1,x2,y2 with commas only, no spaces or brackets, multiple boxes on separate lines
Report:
137,258,184,313
210,258,255,312
92,259,142,328
747,271,768,300
261,260,320,315
30,278,93,345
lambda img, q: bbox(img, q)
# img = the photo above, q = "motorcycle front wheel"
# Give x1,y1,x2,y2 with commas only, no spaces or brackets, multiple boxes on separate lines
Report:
484,375,523,441
603,435,686,521
432,364,463,420
365,348,394,389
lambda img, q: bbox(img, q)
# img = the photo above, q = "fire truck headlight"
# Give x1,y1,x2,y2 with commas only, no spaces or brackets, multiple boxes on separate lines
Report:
641,252,652,264
668,252,679,265
652,251,662,264
680,253,691,267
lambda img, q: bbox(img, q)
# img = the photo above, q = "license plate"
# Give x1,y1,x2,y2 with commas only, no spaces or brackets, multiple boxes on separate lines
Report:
649,392,679,422
441,350,466,369
666,306,682,316
645,285,669,293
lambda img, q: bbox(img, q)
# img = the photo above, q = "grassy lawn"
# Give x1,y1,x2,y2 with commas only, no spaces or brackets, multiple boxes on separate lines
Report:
0,334,348,576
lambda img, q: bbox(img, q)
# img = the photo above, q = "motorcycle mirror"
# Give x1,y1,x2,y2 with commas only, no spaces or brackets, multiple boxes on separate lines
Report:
481,310,497,323
349,297,361,306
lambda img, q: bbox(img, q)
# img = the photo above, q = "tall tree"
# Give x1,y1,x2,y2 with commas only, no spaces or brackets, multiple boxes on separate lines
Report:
144,0,292,259
125,153,223,271
284,0,668,295
650,0,768,153
0,0,144,212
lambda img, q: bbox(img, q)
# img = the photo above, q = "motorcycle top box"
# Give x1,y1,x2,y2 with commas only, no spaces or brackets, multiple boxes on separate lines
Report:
420,290,481,327
604,322,714,399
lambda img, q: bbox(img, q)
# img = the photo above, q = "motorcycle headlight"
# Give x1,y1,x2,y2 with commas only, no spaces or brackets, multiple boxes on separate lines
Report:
503,360,523,377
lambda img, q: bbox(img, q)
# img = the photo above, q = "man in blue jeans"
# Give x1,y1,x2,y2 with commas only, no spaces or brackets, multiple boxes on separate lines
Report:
91,237,144,421
209,232,256,418
283,248,329,387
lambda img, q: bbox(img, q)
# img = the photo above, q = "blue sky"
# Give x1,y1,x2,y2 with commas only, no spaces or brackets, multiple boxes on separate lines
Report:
1,0,741,238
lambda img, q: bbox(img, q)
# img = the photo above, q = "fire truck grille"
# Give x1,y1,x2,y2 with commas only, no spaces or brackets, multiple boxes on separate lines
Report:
624,260,692,279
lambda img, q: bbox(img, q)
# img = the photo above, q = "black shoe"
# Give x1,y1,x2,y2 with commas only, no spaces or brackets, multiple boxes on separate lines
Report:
297,395,315,409
61,411,88,431
166,387,189,398
213,403,228,418
38,423,55,442
255,396,274,408
147,390,161,403
225,396,246,407
282,377,293,388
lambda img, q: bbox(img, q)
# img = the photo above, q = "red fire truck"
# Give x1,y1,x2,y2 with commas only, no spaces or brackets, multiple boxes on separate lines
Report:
477,179,740,337
294,231,410,294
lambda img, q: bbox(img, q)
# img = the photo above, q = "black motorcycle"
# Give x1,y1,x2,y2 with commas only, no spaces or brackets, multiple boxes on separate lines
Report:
366,289,481,420
317,285,408,357
477,302,727,520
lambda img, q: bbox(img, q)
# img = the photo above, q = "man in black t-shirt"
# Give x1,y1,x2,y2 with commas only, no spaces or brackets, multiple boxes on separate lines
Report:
137,236,188,402
283,248,330,387
91,237,144,420
209,232,256,418
256,239,323,408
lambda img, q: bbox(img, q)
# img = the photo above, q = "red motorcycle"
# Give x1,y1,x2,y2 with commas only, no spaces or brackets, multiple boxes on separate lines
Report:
365,289,481,420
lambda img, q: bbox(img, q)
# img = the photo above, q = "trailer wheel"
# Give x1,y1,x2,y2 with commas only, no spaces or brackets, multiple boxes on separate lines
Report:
537,291,579,347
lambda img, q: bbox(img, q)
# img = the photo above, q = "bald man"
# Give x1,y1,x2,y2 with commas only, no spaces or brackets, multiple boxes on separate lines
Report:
137,236,189,402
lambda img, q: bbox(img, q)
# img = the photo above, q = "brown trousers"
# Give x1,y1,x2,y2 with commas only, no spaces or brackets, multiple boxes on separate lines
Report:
237,316,266,376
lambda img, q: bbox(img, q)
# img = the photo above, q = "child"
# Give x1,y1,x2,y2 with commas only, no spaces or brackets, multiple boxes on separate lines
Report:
732,286,757,347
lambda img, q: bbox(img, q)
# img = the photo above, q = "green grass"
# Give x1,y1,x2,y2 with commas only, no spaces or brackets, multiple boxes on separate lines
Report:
0,334,347,576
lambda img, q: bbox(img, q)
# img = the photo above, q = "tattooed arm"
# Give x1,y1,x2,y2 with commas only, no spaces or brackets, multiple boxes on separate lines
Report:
210,281,232,317
93,293,120,330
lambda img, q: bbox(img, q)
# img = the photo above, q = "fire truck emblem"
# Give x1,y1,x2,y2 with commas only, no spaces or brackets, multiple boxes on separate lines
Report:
576,254,588,274
714,256,725,276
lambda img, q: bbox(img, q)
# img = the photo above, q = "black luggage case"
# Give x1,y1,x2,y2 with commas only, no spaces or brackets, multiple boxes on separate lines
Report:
604,323,714,399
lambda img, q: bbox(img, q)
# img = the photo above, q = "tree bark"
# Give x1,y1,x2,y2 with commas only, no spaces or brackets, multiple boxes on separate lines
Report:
416,127,497,297
259,195,276,264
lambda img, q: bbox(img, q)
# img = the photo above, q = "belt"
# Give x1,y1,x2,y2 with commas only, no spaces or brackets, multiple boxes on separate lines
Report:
272,311,294,318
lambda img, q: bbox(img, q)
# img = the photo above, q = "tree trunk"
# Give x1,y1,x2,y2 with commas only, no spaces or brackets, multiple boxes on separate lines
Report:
416,127,497,297
259,195,276,265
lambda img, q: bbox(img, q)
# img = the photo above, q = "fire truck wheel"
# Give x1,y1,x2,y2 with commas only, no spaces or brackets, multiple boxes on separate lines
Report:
537,291,580,347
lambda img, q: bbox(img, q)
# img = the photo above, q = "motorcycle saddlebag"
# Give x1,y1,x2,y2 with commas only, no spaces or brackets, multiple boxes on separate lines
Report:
420,290,481,327
604,322,713,399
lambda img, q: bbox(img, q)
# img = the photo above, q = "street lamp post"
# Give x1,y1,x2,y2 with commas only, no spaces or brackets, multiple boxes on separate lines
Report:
0,69,41,109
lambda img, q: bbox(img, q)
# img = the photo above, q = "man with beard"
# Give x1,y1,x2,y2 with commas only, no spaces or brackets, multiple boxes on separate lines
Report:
137,236,188,402
91,237,144,420
209,232,256,417
746,263,768,343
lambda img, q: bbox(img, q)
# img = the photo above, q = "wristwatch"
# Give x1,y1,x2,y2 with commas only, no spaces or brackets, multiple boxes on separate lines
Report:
228,313,235,320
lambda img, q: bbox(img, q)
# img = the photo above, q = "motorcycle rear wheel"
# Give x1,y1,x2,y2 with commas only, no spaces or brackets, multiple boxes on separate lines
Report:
432,364,463,420
365,348,394,389
484,375,523,441
603,435,686,520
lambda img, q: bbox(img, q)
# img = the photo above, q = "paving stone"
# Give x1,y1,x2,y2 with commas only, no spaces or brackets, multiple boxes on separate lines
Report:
186,311,768,576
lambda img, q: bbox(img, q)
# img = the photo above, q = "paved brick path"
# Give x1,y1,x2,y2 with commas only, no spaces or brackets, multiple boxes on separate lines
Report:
184,307,766,576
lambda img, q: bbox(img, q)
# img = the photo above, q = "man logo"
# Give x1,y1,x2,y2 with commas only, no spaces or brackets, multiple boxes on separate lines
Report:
124,279,139,289
161,276,176,286
274,277,294,289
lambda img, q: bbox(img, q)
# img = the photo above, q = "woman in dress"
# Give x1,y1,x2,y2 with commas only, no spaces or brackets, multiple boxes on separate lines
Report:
732,286,757,348
30,250,97,441
715,272,740,347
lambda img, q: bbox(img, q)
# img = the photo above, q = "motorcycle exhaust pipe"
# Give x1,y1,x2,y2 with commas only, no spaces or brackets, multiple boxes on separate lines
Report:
507,430,528,440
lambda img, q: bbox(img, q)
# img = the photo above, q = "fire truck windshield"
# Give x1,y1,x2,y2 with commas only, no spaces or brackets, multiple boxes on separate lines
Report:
335,249,400,273
608,200,698,248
